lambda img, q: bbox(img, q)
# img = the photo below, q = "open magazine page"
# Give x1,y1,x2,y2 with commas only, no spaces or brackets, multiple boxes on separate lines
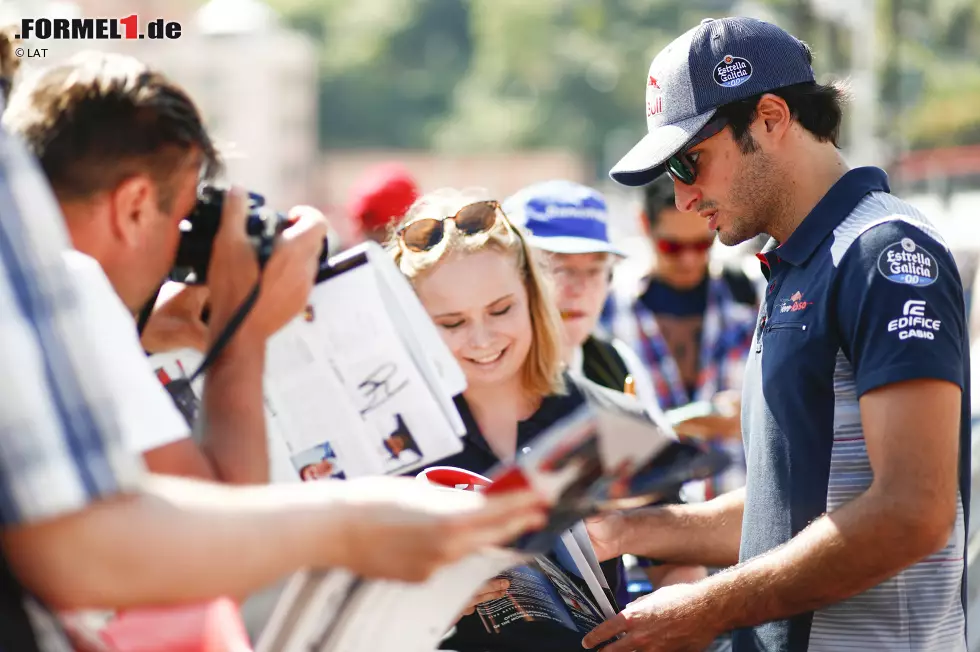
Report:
487,400,729,551
448,553,607,652
419,469,616,652
367,244,467,434
263,256,465,480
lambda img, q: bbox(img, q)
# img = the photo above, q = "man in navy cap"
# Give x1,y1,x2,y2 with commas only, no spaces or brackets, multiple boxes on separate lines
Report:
584,16,970,652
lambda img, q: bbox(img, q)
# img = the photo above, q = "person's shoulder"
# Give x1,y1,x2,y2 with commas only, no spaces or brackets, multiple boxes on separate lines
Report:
836,207,959,290
62,248,100,274
568,373,648,421
62,249,131,314
582,333,625,367
829,192,952,268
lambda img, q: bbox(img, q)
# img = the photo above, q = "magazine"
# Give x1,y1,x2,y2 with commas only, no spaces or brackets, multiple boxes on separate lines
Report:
256,398,729,652
147,241,469,483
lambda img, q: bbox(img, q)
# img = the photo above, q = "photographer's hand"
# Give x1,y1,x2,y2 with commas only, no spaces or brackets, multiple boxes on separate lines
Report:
246,203,328,339
139,282,209,354
205,187,327,344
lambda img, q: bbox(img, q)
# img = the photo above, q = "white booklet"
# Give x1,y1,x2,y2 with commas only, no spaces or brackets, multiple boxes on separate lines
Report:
147,241,468,483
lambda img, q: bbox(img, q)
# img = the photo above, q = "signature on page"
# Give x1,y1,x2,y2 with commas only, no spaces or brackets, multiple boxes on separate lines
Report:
358,362,409,416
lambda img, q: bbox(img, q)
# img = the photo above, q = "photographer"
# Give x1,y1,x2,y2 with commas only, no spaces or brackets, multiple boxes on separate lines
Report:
3,51,314,484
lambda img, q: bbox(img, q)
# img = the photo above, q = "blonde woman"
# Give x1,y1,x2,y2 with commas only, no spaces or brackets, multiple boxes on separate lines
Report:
390,189,667,651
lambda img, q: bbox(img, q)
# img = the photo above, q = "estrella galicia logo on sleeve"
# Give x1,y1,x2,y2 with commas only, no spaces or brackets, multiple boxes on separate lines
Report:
876,237,939,287
713,55,753,88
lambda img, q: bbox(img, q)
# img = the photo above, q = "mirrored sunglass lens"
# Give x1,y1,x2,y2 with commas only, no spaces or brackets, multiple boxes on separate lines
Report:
455,202,498,235
403,219,444,251
667,156,695,185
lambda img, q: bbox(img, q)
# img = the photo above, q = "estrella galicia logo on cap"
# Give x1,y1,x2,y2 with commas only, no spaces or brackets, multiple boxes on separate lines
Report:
877,238,940,287
713,55,753,88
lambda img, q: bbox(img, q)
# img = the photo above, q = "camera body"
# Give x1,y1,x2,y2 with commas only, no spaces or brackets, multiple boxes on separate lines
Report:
171,185,287,284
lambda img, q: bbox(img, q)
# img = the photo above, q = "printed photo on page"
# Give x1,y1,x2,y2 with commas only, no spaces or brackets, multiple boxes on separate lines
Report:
291,441,348,481
447,555,607,652
148,348,204,429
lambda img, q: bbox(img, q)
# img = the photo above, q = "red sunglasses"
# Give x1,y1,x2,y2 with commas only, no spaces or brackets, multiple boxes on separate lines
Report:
655,237,715,255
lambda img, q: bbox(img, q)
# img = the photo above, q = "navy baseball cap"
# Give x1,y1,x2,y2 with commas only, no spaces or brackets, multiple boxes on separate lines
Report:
503,180,626,257
610,16,816,187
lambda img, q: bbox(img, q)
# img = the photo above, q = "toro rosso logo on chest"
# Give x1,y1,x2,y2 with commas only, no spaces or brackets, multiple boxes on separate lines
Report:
778,290,812,313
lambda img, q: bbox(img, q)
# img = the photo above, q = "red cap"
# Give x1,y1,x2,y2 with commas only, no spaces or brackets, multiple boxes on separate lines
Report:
347,163,419,234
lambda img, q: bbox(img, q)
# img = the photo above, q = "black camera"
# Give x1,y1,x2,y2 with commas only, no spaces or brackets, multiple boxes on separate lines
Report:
170,185,288,284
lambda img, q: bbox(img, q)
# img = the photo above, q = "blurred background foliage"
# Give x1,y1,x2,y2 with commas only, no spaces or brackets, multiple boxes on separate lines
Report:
266,0,980,176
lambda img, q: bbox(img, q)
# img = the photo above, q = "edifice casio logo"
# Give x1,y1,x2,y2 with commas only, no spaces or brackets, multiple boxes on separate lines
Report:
16,15,182,42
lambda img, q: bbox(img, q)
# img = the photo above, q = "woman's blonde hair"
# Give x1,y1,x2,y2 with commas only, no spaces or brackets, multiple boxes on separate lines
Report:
389,188,565,397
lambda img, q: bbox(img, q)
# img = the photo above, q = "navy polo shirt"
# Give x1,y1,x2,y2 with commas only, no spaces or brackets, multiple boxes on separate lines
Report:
735,167,970,652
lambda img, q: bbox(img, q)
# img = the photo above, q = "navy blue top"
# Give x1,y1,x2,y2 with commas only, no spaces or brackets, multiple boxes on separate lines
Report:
735,167,971,651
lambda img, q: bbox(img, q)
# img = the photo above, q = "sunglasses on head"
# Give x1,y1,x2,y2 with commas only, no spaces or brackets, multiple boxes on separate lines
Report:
655,237,715,255
665,115,729,186
397,200,504,252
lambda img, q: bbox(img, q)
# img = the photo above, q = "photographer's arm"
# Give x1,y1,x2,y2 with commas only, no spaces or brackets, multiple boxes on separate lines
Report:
195,189,328,484
3,475,546,610
198,333,269,483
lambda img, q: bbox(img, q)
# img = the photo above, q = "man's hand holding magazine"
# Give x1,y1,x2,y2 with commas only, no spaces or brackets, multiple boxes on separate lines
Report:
338,476,547,582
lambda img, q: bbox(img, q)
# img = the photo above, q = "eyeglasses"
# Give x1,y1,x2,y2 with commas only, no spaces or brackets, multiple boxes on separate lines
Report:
397,200,503,252
550,263,613,287
654,237,715,256
665,116,728,186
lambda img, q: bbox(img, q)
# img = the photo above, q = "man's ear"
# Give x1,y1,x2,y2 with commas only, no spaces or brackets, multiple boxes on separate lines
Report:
753,94,792,142
108,175,156,247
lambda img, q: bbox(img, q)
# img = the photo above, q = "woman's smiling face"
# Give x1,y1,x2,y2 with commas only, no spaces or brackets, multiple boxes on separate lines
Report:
415,248,533,390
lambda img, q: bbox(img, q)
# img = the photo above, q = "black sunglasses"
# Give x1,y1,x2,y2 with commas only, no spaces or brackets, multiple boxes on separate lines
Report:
397,200,504,252
665,115,729,185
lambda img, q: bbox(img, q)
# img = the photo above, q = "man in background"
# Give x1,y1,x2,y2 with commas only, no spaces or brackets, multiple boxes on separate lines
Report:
606,176,757,501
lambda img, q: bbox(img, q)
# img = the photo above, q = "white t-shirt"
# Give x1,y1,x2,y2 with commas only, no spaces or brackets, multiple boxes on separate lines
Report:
62,251,189,454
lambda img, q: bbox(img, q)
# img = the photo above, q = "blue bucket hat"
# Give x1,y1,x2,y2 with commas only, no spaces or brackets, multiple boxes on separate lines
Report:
503,180,626,257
